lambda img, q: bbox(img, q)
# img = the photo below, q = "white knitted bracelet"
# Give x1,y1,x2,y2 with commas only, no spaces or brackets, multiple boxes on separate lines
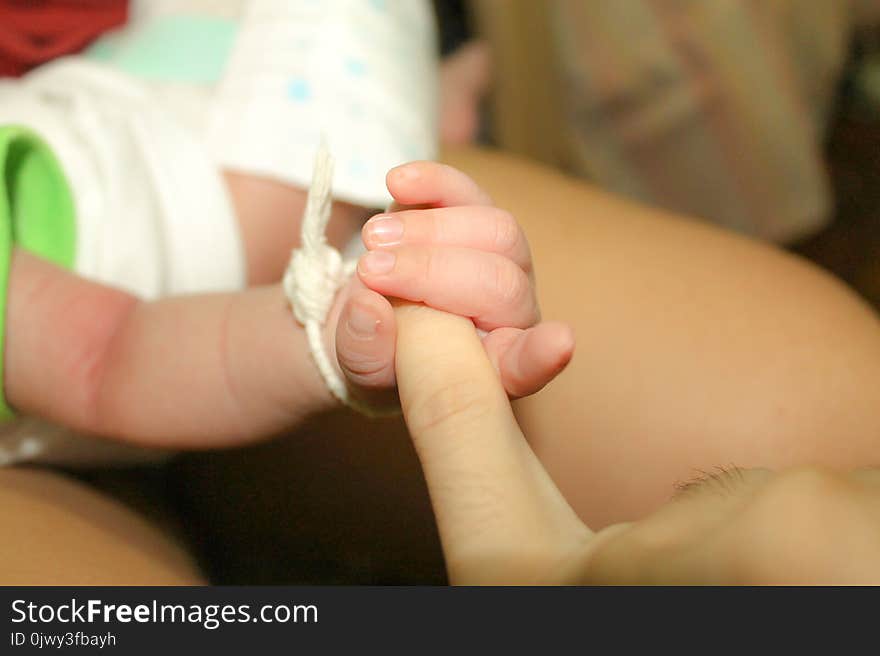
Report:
283,143,400,418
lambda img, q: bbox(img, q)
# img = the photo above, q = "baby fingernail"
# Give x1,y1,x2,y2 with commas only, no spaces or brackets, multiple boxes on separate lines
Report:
359,250,395,275
390,163,419,181
348,304,379,338
364,215,403,246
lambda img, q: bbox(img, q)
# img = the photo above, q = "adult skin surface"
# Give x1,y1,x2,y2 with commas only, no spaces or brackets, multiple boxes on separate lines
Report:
394,300,880,584
444,146,880,528
0,468,202,584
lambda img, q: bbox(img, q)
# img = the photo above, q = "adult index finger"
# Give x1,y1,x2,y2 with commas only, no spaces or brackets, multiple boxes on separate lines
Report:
393,301,590,584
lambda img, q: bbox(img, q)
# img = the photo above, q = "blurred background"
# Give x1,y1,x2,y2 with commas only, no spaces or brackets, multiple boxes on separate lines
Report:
437,0,880,309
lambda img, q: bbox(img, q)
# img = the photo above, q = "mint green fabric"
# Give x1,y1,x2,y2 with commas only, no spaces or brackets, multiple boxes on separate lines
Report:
85,16,238,84
0,126,77,420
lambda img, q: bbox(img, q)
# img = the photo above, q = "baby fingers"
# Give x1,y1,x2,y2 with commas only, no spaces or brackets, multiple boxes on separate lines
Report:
362,206,532,274
357,245,538,331
386,160,493,208
334,285,397,392
482,323,575,399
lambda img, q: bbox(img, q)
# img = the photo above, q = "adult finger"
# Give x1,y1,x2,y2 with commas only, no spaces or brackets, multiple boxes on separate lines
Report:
393,302,590,583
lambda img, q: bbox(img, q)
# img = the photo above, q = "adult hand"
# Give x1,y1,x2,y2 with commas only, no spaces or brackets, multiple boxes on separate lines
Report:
394,302,880,585
393,301,589,584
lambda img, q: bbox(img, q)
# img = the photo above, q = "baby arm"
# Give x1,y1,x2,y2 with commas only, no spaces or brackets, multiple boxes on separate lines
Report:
4,162,569,450
224,171,370,285
5,249,333,448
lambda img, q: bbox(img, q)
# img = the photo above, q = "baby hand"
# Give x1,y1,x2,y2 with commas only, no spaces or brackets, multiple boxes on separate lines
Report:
331,161,574,408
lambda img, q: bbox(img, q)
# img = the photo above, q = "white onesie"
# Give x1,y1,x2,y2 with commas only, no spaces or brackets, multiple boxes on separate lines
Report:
89,0,438,207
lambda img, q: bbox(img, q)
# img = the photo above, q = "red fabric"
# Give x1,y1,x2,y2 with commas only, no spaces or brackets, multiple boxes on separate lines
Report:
0,0,128,77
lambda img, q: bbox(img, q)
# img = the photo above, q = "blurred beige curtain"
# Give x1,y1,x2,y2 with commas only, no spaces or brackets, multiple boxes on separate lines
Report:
471,0,869,243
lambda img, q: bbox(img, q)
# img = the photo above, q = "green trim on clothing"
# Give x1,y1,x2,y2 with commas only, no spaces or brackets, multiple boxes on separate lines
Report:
0,126,77,420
